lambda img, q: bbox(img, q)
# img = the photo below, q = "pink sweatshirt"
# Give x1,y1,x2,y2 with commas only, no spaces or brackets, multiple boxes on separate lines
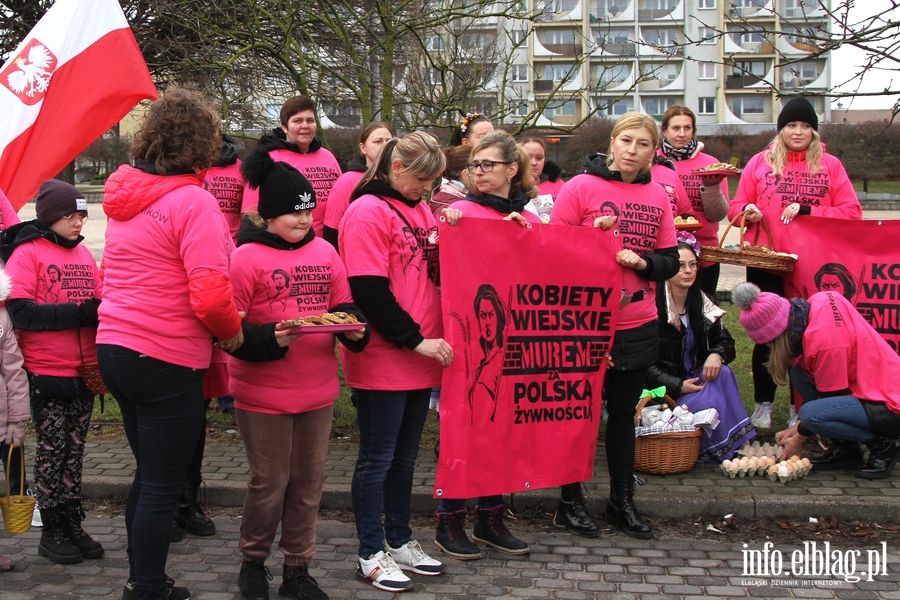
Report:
538,179,565,200
552,174,677,330
324,170,364,230
729,147,861,241
203,161,245,242
339,195,443,390
242,148,342,237
802,291,900,413
0,188,21,230
99,166,239,369
650,163,693,220
450,199,544,225
5,239,100,376
657,148,730,252
228,238,354,414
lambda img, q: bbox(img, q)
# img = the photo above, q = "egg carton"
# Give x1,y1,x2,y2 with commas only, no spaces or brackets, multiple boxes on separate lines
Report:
735,440,783,459
720,456,813,483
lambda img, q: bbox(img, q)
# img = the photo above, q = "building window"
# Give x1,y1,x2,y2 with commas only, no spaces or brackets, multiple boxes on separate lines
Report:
595,0,627,18
545,63,576,81
645,28,678,53
544,99,577,119
698,97,716,114
596,63,629,86
698,0,715,8
511,65,530,82
425,34,444,51
421,67,442,85
545,29,577,45
733,96,765,116
732,27,765,45
642,63,677,81
513,101,529,116
596,98,631,116
266,104,280,122
596,28,631,45
645,0,676,8
698,27,716,44
698,62,717,79
798,61,817,80
511,29,529,48
733,60,766,77
643,97,678,116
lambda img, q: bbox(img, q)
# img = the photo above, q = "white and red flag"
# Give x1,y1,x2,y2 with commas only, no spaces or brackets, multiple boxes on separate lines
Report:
0,0,158,209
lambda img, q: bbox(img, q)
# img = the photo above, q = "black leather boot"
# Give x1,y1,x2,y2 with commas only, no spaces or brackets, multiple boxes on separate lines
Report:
553,483,600,538
810,440,864,471
174,473,216,536
856,437,900,480
37,504,83,564
605,477,654,539
472,505,529,555
434,510,482,560
62,499,104,559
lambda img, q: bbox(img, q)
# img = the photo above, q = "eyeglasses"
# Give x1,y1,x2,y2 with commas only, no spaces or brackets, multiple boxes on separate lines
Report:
678,261,700,272
63,213,89,224
466,160,512,174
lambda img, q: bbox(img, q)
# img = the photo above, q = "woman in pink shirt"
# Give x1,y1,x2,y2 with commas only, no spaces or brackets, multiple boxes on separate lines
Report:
323,121,393,250
658,106,730,298
552,112,679,540
339,132,457,593
520,138,564,223
728,97,861,430
230,151,367,600
734,282,900,479
97,88,243,600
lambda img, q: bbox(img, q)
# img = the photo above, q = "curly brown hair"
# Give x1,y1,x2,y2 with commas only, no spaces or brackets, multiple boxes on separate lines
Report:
132,88,221,175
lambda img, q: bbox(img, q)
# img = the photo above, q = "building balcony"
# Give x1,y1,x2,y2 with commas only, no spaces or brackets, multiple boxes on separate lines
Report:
541,44,583,58
637,0,684,22
589,0,633,22
725,74,765,89
592,41,637,56
724,34,775,55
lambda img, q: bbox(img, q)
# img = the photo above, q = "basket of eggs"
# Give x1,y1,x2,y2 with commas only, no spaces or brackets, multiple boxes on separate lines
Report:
699,210,797,272
633,394,702,475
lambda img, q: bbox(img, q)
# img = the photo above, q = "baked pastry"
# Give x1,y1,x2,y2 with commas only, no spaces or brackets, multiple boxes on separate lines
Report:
280,312,360,328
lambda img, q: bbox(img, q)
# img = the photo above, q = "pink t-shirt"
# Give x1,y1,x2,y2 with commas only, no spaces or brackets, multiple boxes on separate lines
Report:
552,173,677,330
228,238,354,414
658,149,730,253
242,148,342,237
0,189,21,230
450,198,543,225
5,239,99,376
203,161,244,242
801,291,900,413
650,163,693,220
339,194,442,390
538,179,565,200
98,171,235,369
324,170,365,230
729,148,861,241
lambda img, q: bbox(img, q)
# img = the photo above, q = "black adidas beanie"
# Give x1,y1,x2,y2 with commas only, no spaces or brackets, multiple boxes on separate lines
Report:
241,152,316,220
777,96,818,131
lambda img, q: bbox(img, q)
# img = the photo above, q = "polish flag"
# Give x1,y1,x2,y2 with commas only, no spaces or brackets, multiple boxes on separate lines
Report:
0,0,158,210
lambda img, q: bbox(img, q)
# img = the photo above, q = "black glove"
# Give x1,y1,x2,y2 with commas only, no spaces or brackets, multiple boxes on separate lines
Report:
76,297,101,327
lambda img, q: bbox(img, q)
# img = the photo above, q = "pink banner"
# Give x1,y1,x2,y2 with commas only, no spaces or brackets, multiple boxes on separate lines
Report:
434,218,622,499
782,216,900,355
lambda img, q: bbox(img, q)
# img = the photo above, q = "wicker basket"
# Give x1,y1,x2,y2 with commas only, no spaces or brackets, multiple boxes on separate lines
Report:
634,395,702,475
700,211,797,272
0,445,35,534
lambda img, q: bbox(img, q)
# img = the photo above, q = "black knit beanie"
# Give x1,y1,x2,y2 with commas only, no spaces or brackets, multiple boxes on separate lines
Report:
35,180,88,227
241,152,316,220
777,96,818,131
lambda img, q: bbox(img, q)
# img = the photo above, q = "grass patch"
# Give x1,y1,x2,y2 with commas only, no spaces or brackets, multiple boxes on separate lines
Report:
852,180,900,195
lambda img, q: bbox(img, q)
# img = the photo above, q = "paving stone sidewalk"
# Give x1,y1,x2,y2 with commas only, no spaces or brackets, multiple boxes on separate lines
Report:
2,515,900,599
73,438,900,523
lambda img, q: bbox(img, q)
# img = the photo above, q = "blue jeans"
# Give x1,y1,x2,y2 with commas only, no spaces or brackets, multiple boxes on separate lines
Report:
790,365,874,443
352,388,430,557
98,345,205,600
437,496,503,512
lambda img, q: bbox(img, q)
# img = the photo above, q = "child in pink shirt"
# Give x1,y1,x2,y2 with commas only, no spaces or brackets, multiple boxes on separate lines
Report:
230,151,367,600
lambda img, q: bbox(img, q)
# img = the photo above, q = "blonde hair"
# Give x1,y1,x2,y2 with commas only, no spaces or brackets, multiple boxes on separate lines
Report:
765,129,823,176
765,331,795,386
354,131,446,195
467,131,538,198
606,112,660,174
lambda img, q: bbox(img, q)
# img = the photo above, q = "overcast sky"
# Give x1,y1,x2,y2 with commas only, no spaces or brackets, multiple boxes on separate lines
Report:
829,1,899,110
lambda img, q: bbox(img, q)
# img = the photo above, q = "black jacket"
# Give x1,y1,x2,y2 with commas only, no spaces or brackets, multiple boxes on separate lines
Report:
645,286,736,398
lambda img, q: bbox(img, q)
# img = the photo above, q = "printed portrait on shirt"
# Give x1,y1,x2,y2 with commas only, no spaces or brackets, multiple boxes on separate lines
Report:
397,226,422,276
269,268,291,311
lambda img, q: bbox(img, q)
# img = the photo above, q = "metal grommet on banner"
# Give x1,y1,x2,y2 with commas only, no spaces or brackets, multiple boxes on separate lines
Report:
878,220,883,226
439,215,446,223
435,488,443,496
524,481,531,489
613,229,620,236
526,222,533,230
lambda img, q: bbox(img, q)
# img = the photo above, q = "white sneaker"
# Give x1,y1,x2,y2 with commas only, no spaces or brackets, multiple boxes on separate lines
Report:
750,402,773,429
27,490,42,528
787,405,799,428
387,540,446,576
356,550,413,593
